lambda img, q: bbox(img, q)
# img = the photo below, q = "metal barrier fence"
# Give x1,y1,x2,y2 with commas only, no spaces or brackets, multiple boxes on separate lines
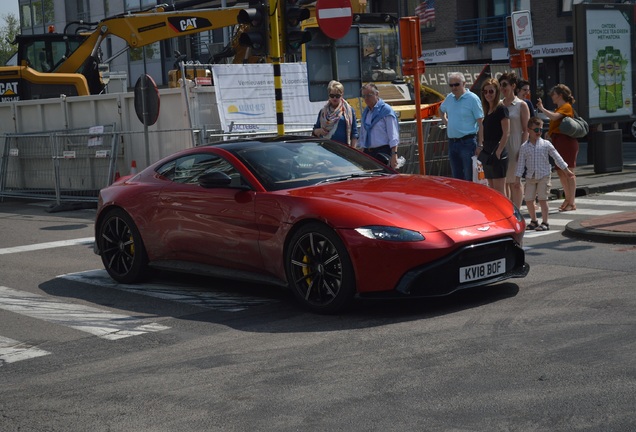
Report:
0,119,451,209
398,119,451,176
0,124,119,207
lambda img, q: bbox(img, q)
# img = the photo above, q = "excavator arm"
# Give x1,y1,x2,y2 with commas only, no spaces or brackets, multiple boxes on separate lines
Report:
55,7,245,74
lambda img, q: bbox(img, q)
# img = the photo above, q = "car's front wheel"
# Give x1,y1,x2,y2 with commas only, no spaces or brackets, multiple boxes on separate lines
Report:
98,208,148,284
285,223,356,314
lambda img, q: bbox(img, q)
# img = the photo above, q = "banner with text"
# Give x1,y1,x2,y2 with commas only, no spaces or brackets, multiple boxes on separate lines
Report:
212,63,324,134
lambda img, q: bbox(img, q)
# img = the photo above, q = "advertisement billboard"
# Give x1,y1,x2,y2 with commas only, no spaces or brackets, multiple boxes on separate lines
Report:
574,3,635,123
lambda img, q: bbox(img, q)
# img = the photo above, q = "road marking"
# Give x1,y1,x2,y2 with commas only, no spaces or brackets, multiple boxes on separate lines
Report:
0,286,170,340
0,238,94,255
0,336,51,366
605,191,636,198
60,269,279,312
571,198,636,207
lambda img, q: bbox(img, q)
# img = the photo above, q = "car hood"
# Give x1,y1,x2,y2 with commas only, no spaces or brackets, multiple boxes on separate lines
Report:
286,174,516,232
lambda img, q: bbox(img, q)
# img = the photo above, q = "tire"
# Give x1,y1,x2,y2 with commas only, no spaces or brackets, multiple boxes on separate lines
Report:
285,222,356,314
630,121,636,141
97,208,148,284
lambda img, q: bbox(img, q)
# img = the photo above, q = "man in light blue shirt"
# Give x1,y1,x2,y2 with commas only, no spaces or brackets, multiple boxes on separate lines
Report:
359,83,400,169
440,72,484,181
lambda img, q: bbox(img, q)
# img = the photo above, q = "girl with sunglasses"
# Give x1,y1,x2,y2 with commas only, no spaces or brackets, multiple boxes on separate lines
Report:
500,72,530,209
478,78,510,194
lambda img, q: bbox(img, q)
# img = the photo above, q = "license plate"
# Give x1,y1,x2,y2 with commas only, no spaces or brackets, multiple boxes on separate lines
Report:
460,258,506,283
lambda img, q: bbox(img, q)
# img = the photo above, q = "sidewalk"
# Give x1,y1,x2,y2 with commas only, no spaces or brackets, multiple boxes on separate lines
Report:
547,141,636,244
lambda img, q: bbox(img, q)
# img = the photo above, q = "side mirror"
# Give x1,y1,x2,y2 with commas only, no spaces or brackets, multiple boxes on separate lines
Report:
199,171,232,188
199,171,251,190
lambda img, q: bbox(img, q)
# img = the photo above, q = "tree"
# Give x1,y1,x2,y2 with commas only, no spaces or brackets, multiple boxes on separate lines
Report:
0,13,20,66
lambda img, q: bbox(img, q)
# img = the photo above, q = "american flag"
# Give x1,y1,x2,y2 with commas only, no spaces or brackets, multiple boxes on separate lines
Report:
415,0,436,26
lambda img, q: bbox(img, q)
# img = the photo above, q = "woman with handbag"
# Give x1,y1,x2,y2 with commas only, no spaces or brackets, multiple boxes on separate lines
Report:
537,84,578,212
478,78,510,194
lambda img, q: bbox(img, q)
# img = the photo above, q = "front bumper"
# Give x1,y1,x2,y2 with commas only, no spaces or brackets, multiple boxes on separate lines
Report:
361,238,529,298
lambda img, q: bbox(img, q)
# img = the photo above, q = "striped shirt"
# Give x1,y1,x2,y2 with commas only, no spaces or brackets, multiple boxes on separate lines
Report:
515,137,568,179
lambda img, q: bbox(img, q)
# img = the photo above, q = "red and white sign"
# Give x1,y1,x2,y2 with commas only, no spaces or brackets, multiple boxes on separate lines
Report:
316,0,352,40
511,10,534,50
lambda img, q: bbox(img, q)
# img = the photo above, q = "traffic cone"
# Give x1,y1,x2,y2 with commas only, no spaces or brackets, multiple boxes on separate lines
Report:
130,160,138,175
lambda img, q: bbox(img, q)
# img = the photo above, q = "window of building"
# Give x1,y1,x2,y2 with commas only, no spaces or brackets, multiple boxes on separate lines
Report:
19,0,54,29
125,0,157,12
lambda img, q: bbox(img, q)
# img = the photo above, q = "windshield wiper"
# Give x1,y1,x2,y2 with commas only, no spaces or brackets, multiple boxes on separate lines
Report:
316,172,390,185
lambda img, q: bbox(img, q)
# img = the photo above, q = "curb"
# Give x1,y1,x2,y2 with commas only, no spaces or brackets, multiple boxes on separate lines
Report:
564,220,636,244
550,178,636,199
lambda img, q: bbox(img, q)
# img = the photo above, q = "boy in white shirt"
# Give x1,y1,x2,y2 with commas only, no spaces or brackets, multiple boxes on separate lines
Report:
515,117,575,231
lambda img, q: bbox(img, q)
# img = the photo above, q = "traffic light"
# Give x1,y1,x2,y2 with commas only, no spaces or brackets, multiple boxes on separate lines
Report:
237,1,268,56
283,0,311,55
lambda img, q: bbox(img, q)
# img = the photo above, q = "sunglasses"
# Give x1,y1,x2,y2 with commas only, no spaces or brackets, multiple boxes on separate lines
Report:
500,82,509,88
362,93,375,98
482,89,495,95
532,127,542,133
329,93,342,99
449,83,461,87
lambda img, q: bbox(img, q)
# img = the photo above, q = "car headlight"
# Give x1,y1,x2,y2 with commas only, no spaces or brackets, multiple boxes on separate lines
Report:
512,205,523,222
355,226,425,242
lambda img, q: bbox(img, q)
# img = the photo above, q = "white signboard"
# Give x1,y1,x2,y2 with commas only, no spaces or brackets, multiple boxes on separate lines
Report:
511,10,534,50
212,63,324,134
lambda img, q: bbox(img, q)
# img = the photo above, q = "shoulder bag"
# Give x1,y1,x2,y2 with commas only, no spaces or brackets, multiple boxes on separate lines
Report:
558,111,589,139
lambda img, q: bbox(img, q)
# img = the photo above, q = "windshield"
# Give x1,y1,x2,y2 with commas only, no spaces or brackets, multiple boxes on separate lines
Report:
230,140,393,191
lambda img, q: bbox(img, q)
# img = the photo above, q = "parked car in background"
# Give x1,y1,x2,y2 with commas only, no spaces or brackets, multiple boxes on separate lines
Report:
621,120,636,141
94,136,529,313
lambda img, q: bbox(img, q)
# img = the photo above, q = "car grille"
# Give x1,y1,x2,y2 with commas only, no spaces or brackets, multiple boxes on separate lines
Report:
394,238,528,297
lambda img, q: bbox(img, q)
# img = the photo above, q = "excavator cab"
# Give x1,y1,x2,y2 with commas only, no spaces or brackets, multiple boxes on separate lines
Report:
0,33,95,101
16,33,87,73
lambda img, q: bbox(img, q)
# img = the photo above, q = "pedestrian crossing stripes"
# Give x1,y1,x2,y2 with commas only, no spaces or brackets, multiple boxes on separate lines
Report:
0,286,170,341
522,192,635,239
0,335,50,366
0,237,94,255
59,269,279,312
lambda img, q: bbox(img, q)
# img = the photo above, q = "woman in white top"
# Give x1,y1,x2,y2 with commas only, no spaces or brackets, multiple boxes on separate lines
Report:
500,72,530,209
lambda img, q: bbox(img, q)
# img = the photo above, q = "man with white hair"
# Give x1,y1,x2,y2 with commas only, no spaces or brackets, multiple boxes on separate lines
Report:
439,72,484,181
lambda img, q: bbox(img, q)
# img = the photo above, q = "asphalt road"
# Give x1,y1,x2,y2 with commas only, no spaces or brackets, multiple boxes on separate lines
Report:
1,197,635,431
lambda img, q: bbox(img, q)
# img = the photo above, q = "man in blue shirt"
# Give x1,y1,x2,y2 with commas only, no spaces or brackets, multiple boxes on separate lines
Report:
359,83,400,169
440,72,484,181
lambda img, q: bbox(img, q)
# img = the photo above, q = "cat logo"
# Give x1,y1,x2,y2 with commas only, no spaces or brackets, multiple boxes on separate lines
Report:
167,16,212,33
0,81,20,101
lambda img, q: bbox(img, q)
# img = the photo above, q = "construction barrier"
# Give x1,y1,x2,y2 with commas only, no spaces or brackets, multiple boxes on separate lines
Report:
0,124,119,209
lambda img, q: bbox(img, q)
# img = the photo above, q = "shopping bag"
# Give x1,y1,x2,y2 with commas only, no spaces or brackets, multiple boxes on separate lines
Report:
472,155,488,185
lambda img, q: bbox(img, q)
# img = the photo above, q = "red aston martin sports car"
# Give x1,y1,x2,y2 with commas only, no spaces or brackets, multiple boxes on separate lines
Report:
94,136,529,313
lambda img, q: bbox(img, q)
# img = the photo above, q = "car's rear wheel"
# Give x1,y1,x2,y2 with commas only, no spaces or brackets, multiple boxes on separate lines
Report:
285,223,356,314
629,121,636,141
98,208,148,284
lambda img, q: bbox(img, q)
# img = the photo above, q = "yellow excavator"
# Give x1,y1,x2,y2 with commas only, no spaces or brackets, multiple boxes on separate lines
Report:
0,2,248,101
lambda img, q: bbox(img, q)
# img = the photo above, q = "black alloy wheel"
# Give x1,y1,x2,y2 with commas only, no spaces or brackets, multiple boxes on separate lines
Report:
285,223,355,314
98,208,148,284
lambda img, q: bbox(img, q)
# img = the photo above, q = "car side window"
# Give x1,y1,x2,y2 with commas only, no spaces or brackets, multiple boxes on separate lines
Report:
156,153,245,187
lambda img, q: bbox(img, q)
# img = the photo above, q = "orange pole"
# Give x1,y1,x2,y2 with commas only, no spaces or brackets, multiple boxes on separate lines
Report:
520,49,529,80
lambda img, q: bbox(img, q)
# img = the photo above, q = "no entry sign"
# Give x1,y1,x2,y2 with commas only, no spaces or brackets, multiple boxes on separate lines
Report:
316,0,352,40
